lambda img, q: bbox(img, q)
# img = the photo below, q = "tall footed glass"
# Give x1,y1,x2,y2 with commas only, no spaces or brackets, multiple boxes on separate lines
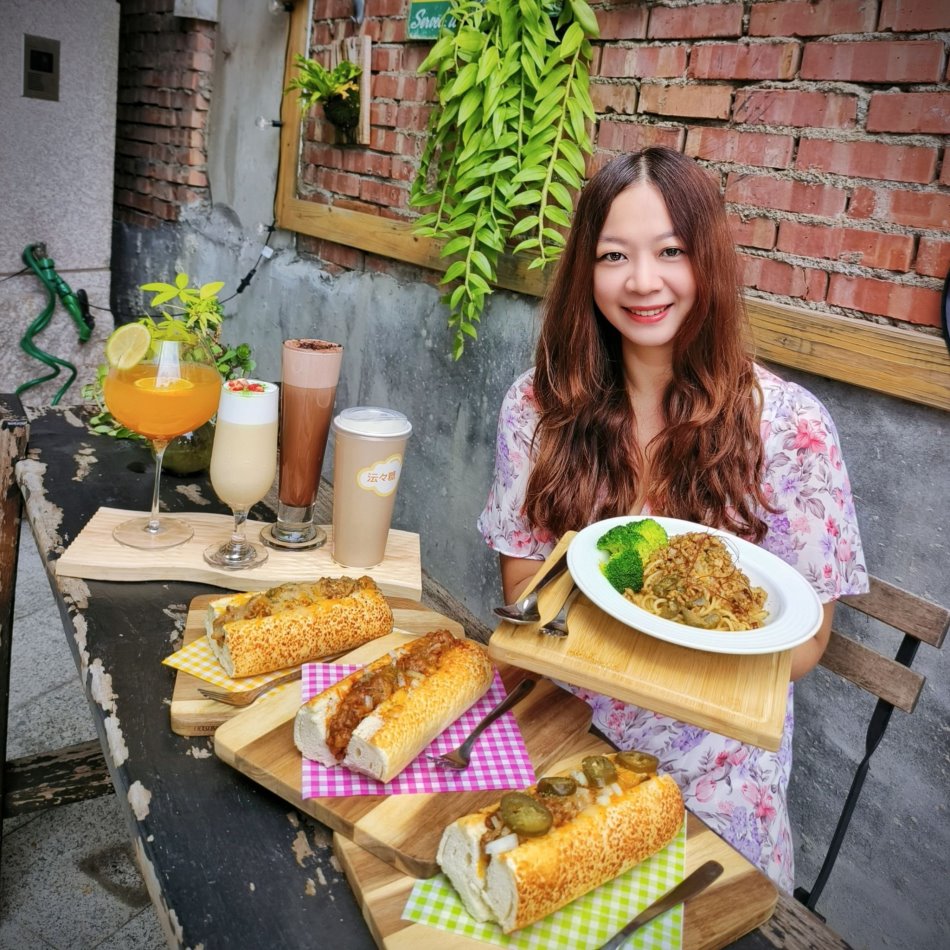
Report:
203,379,279,570
103,332,221,549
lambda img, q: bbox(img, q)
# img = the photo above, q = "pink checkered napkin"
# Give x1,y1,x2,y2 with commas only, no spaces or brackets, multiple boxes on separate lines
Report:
301,664,536,798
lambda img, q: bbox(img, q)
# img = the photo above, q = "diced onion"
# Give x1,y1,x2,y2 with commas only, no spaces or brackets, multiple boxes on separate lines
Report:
485,833,519,856
573,770,588,787
407,669,425,681
363,696,373,710
596,791,612,807
610,782,623,797
489,814,502,830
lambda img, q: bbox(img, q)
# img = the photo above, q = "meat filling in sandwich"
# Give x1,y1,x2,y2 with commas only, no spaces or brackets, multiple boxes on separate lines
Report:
325,628,458,759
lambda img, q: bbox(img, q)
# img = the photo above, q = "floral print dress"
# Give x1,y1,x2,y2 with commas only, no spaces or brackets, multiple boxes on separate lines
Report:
477,364,869,891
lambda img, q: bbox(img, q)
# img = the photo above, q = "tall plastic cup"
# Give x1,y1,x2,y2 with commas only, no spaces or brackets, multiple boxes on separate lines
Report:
261,339,343,550
330,407,412,568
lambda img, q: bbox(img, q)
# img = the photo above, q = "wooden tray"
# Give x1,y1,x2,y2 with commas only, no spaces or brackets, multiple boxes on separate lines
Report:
489,533,791,751
214,627,597,878
56,506,422,598
169,595,441,736
336,804,777,950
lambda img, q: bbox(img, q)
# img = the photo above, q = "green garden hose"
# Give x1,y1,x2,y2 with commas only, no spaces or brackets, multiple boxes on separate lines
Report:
17,242,94,405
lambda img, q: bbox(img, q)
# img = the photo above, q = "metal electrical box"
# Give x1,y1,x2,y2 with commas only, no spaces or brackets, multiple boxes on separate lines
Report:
23,34,60,102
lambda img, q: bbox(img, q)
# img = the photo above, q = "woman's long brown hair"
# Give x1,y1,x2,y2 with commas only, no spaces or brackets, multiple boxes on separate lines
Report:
526,148,771,542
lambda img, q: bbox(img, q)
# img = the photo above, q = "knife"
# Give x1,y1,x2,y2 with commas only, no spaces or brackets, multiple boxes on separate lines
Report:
598,860,724,950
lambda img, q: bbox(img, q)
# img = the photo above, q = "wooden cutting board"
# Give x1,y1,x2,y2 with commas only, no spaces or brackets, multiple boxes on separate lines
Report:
214,625,597,878
489,533,791,751
335,805,777,950
56,506,422,598
169,595,441,736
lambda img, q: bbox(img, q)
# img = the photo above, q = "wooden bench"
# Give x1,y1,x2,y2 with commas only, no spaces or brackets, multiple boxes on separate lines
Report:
794,577,948,915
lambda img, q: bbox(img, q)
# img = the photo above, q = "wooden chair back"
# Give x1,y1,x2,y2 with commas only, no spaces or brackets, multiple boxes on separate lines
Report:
794,575,948,914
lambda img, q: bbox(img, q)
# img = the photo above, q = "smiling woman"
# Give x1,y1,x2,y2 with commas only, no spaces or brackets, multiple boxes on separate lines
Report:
478,147,869,893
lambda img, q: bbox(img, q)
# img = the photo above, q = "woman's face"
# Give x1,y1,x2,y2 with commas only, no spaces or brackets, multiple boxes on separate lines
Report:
593,182,697,360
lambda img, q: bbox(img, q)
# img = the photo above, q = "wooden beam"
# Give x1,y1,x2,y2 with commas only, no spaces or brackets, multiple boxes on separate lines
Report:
746,299,950,412
277,6,950,413
2,739,113,818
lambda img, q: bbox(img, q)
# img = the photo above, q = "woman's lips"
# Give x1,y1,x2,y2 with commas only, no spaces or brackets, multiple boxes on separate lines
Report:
622,304,672,324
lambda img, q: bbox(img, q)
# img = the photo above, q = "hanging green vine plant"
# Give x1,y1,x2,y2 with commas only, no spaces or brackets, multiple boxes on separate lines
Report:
411,0,598,359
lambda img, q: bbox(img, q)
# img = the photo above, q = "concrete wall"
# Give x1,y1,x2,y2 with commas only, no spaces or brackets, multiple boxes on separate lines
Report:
0,0,118,406
112,213,949,950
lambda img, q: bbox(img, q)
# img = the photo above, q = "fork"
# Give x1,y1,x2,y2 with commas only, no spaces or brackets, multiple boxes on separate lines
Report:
425,677,536,770
198,668,302,706
539,586,579,638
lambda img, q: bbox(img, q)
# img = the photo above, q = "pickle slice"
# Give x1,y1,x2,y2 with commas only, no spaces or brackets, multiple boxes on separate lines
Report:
581,755,618,787
537,775,577,797
498,792,553,837
616,750,660,774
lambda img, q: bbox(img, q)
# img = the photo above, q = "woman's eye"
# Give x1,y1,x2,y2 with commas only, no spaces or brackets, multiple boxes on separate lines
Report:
660,247,685,259
598,251,624,262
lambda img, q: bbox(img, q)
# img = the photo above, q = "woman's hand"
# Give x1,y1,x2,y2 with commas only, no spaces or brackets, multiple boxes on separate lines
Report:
789,602,834,681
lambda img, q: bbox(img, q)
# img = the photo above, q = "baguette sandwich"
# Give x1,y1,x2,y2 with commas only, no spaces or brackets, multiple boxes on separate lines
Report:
205,575,392,677
437,751,684,932
294,629,494,783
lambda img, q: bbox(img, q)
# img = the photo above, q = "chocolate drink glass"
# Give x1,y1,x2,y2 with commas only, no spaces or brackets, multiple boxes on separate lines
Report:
260,339,343,550
331,407,412,569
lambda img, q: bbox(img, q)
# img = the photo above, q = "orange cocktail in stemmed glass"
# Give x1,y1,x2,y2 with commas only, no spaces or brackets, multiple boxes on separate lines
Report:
103,324,221,548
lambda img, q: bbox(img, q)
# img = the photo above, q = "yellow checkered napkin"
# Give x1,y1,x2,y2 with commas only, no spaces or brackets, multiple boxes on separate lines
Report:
162,636,297,691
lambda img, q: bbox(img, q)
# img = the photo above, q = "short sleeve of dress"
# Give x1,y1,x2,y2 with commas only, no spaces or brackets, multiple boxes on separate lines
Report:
476,369,556,560
755,365,869,602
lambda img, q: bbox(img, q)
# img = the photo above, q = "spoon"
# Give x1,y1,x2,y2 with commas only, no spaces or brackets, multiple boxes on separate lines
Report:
492,549,570,625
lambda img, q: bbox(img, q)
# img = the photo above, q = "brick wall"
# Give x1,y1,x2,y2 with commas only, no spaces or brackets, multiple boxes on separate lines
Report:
297,0,948,332
116,1,949,332
114,0,214,229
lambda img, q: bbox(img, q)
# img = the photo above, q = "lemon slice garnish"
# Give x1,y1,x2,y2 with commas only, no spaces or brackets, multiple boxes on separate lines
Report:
104,323,151,370
133,377,195,392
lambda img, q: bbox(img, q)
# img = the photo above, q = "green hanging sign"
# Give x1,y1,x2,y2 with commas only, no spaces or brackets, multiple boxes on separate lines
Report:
407,1,453,39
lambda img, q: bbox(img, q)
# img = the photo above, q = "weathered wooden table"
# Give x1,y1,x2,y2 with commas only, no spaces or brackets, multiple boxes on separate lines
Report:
0,399,852,949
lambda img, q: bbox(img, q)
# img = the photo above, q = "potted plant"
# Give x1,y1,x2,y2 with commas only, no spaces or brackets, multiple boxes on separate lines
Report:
286,54,362,143
84,273,256,474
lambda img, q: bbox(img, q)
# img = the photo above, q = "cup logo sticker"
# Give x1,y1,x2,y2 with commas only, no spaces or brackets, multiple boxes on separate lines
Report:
357,454,402,497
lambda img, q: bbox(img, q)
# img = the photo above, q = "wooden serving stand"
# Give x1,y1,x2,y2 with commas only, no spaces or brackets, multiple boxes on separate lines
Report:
56,506,422,598
335,807,778,950
489,533,791,751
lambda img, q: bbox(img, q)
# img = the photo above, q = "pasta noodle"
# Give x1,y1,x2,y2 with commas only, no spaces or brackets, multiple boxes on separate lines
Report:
626,532,768,631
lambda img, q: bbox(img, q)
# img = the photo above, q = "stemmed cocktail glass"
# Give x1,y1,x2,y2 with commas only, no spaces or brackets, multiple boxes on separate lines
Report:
203,379,278,570
103,325,221,549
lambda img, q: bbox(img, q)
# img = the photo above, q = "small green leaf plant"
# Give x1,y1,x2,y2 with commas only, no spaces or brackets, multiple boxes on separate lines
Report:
286,56,362,111
411,0,598,358
83,274,255,439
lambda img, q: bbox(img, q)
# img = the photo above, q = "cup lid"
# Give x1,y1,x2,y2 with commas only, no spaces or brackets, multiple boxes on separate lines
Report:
333,406,412,437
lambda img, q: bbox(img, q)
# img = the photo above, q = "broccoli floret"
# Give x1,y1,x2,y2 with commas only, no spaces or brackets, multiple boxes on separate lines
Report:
630,517,668,551
601,547,644,593
596,522,648,558
597,519,670,593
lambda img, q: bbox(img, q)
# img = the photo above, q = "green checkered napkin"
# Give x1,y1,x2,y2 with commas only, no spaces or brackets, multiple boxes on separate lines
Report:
402,818,686,949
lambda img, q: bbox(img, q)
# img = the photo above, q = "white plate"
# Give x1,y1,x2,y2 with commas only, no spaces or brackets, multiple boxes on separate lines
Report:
567,516,823,655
